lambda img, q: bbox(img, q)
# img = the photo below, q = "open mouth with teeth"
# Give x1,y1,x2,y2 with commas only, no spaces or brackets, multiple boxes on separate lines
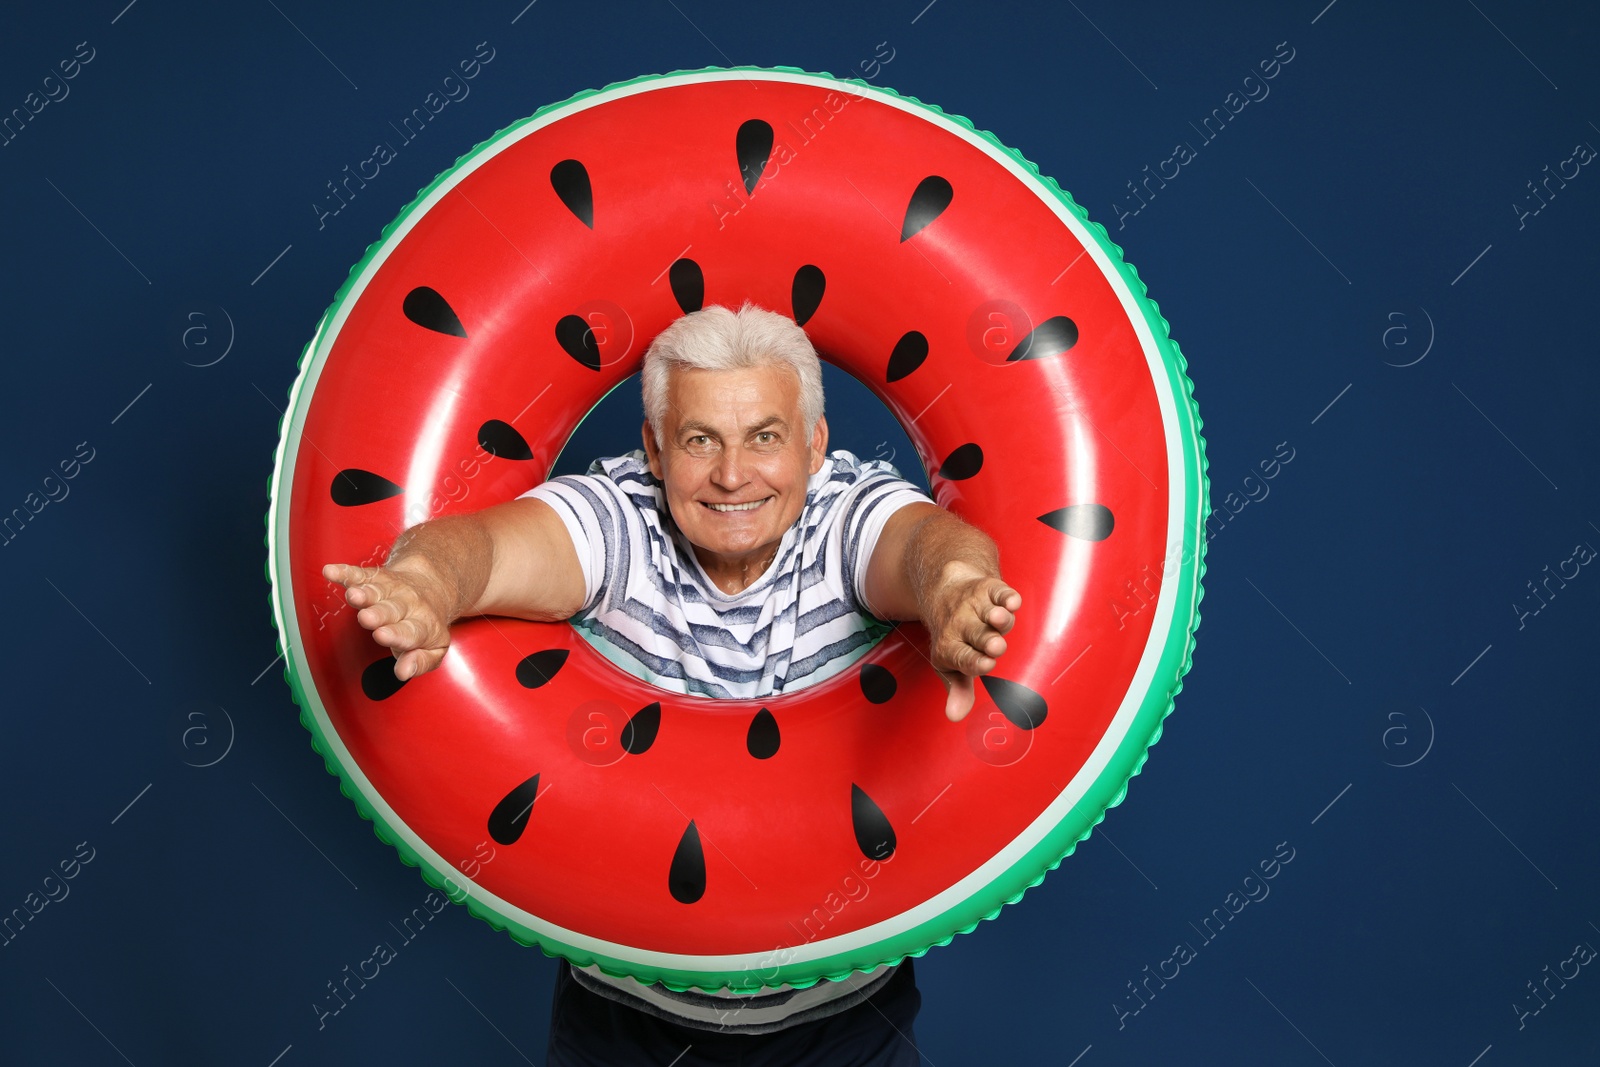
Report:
701,497,772,513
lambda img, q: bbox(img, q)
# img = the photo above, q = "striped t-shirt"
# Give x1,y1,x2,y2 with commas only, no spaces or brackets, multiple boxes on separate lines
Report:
518,448,932,1032
519,448,933,700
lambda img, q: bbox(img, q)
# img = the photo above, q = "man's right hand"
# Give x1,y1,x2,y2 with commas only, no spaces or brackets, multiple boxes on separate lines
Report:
321,500,586,680
322,559,458,681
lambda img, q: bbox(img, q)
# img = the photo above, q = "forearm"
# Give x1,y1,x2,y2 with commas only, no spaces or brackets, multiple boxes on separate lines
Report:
904,512,1001,615
897,509,1021,720
384,514,495,624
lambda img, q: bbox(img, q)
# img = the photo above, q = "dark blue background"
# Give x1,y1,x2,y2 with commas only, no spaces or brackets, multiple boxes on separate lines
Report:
3,1,1597,1063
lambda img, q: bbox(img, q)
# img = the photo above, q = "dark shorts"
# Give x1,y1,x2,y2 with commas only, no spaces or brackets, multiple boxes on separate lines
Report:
546,958,924,1066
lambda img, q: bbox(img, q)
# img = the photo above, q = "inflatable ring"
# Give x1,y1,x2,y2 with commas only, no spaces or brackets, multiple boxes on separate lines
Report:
266,66,1208,992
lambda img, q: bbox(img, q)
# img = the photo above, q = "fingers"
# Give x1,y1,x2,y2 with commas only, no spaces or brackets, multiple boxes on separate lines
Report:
930,577,1022,682
326,565,416,630
324,563,386,609
376,611,450,680
323,562,452,679
934,631,998,678
346,574,404,626
930,628,997,677
356,591,413,631
368,612,429,652
991,584,1022,612
986,604,1017,635
941,669,976,722
982,582,1021,633
394,646,445,681
323,563,362,596
958,600,1008,662
956,582,1018,645
322,563,354,584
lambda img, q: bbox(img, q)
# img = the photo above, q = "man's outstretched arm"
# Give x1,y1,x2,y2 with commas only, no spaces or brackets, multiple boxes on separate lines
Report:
322,497,587,681
862,501,1022,722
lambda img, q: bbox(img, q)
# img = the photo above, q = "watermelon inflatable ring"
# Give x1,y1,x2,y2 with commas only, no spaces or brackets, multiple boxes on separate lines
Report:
265,66,1208,993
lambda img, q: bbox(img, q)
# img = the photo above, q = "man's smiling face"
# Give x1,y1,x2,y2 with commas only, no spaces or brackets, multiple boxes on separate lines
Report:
642,362,828,588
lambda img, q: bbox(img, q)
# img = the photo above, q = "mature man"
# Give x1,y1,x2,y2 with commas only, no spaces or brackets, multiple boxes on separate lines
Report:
323,302,1021,1064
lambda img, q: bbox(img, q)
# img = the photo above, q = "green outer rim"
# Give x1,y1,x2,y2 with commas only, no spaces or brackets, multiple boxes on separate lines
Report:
264,64,1210,993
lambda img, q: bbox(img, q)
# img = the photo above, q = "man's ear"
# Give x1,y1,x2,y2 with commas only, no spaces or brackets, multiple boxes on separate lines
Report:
642,419,664,480
809,414,829,474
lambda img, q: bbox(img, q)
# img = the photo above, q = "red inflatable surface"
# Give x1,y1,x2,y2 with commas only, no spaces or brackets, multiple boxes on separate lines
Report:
268,68,1200,989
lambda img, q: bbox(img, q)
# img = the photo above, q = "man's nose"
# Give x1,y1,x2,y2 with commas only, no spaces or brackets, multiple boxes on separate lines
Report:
711,445,748,488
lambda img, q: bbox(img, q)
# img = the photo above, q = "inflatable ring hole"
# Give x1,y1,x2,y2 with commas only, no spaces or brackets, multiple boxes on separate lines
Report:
547,359,930,700
814,361,931,495
548,368,649,479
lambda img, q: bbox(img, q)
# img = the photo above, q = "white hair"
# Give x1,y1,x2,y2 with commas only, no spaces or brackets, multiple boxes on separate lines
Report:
641,301,825,444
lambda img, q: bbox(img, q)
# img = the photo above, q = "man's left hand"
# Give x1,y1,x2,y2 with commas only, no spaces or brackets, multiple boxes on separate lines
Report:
920,563,1022,722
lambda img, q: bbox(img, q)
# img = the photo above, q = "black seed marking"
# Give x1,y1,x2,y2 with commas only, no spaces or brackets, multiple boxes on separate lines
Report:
478,419,533,461
851,784,896,860
669,820,706,903
901,176,953,242
515,649,570,689
747,707,780,759
938,443,983,481
670,258,704,313
488,773,540,845
361,658,408,701
1009,316,1079,362
331,469,404,506
403,286,467,338
555,314,601,371
736,119,774,196
980,676,1048,730
860,664,897,704
886,331,928,383
621,702,661,755
792,264,825,327
1038,504,1114,541
550,159,593,228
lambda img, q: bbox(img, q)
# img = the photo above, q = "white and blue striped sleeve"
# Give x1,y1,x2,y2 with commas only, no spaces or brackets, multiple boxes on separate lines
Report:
834,458,936,620
515,474,626,615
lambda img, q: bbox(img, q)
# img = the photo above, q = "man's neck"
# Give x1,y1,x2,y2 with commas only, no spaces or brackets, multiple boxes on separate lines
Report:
695,544,778,595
